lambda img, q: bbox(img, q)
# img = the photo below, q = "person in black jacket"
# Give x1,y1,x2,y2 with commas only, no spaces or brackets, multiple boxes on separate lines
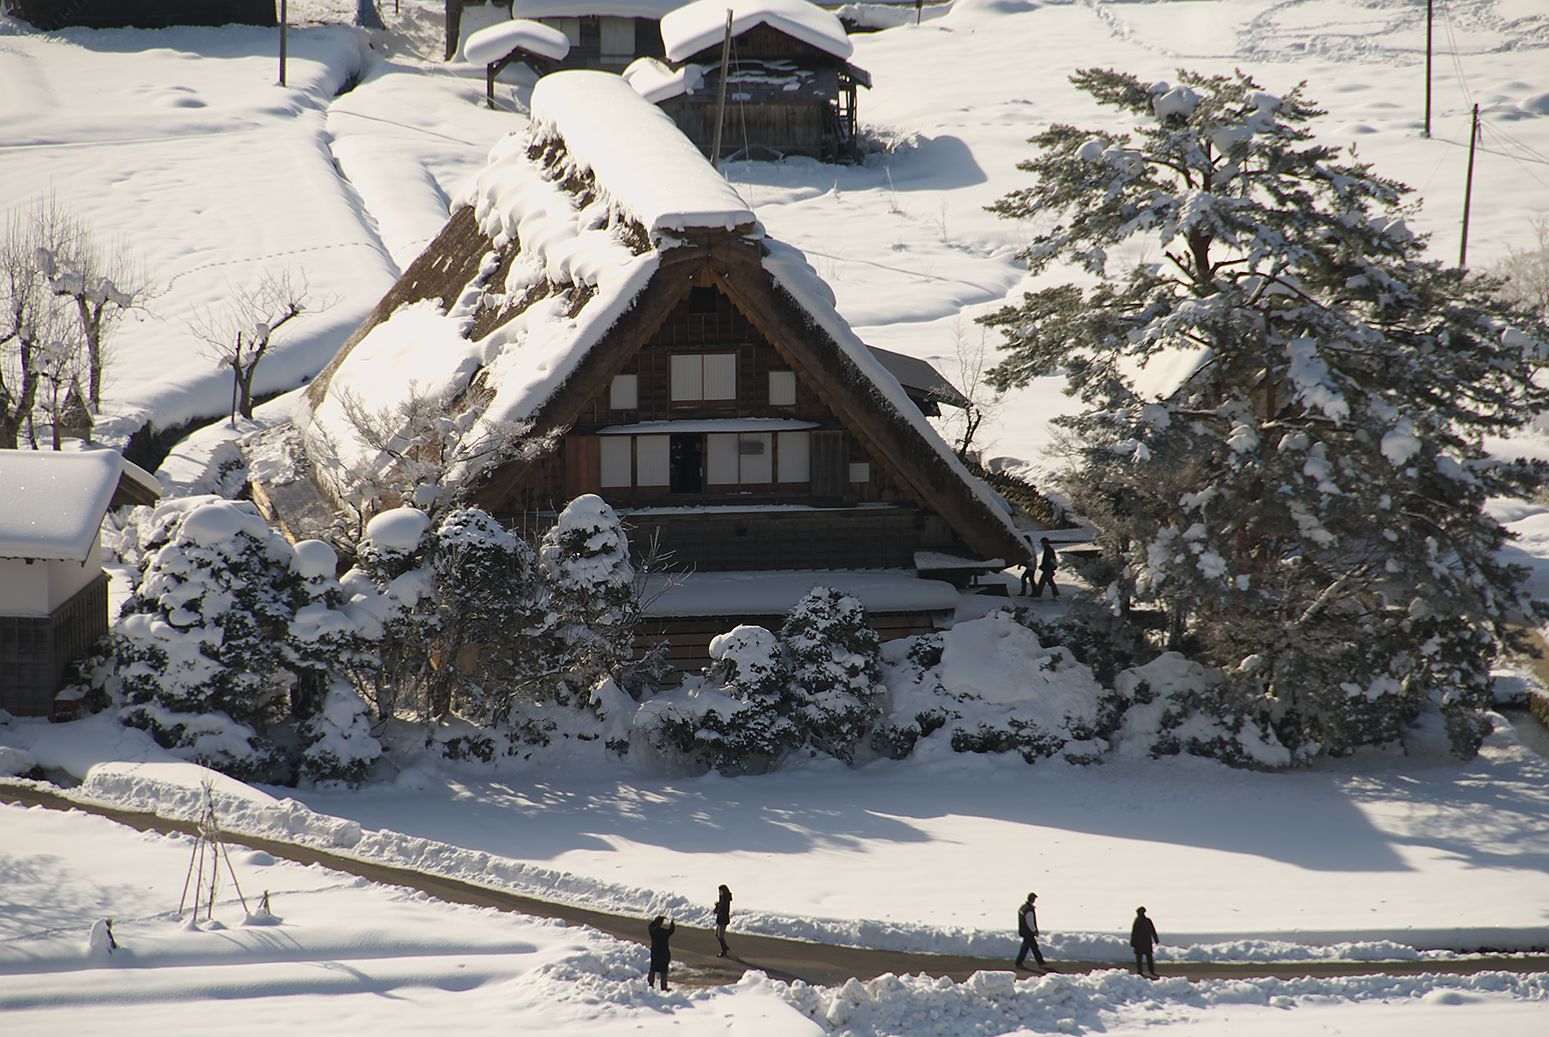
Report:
647,914,676,990
1032,538,1059,599
1014,892,1047,971
714,885,733,957
1130,906,1160,977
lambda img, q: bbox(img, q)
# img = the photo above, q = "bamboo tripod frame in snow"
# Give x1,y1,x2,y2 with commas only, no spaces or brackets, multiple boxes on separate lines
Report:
178,778,251,922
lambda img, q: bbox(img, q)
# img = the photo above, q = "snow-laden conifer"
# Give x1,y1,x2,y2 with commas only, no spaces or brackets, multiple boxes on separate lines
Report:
781,587,885,763
539,494,640,706
115,499,306,779
981,67,1549,758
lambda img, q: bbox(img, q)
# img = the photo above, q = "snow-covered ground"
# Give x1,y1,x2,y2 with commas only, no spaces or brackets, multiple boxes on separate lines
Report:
5,0,1549,1031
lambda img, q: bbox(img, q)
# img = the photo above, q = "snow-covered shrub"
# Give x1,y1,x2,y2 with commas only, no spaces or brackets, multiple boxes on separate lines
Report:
113,497,327,780
781,588,885,763
432,507,555,721
300,682,381,785
635,625,801,774
884,611,1109,765
540,494,639,705
1111,653,1289,769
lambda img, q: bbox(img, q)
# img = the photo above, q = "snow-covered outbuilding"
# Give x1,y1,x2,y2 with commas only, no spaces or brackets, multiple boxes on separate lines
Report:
628,0,871,162
502,0,683,70
464,19,574,106
0,450,160,718
275,71,1023,660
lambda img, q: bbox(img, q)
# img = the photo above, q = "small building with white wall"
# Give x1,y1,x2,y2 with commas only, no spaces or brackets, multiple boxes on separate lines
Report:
0,450,160,718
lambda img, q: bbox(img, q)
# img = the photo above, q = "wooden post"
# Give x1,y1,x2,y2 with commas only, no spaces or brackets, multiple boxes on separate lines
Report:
279,0,288,87
710,11,734,171
1424,0,1432,137
1460,103,1479,269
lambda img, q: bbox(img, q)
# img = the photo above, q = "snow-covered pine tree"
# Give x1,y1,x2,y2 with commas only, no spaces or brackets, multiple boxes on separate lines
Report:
344,507,439,722
980,68,1549,758
433,506,554,724
780,587,885,763
539,494,639,706
287,538,381,784
116,499,304,779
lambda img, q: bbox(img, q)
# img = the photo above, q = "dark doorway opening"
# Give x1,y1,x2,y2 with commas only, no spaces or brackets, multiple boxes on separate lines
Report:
670,434,704,493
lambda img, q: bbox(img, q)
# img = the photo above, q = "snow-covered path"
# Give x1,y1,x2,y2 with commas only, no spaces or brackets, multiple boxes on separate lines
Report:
5,784,1548,988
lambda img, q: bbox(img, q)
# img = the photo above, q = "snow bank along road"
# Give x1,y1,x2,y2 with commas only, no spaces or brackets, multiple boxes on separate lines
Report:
4,783,1545,987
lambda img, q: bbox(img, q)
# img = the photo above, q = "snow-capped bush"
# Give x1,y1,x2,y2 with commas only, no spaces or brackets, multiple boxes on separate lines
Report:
300,682,382,785
635,625,801,774
781,587,885,764
113,497,342,780
1111,653,1289,768
882,611,1112,765
539,494,639,705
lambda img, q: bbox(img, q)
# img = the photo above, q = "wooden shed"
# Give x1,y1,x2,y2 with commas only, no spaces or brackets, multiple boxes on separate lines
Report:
629,0,870,162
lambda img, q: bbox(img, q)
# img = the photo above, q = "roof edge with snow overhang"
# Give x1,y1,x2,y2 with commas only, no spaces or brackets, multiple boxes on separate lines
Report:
662,0,854,64
0,449,158,562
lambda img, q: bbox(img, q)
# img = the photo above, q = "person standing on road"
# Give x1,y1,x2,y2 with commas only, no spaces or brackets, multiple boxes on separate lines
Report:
714,884,733,957
1015,891,1047,971
1033,538,1060,599
1130,906,1160,977
647,914,676,991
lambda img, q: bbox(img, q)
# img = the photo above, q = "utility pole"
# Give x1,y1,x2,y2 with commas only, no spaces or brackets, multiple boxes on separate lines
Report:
279,0,288,87
710,11,734,172
1424,0,1433,137
1460,103,1479,269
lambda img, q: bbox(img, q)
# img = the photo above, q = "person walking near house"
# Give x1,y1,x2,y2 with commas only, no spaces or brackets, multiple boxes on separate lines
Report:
647,914,676,991
1014,891,1047,971
1130,906,1160,977
714,884,733,957
1032,537,1059,599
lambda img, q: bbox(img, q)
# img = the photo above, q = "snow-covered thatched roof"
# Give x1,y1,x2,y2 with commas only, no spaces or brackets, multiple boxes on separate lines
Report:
0,449,159,562
662,0,854,63
463,19,572,65
296,70,1026,562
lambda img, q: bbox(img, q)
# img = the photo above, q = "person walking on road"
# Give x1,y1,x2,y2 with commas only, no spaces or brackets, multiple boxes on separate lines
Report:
647,914,676,991
1130,906,1160,977
1015,891,1047,971
714,884,733,958
1032,538,1059,599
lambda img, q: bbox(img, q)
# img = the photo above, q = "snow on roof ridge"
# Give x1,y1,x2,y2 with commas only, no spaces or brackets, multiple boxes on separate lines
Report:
510,0,686,18
528,71,756,237
0,448,127,562
662,0,854,64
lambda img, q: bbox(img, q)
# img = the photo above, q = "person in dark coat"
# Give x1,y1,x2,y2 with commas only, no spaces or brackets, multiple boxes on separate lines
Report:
1130,906,1160,977
1014,891,1047,971
714,884,733,958
647,914,676,990
1032,538,1059,599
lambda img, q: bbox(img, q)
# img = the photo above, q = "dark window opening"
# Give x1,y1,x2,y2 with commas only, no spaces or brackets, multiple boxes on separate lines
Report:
670,434,704,494
688,286,719,314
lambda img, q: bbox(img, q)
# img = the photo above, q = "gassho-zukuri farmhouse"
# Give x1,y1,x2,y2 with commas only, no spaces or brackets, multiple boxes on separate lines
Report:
251,70,1035,663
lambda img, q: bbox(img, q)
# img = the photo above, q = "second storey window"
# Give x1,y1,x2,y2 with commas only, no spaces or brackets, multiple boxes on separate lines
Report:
671,352,736,402
610,374,638,410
